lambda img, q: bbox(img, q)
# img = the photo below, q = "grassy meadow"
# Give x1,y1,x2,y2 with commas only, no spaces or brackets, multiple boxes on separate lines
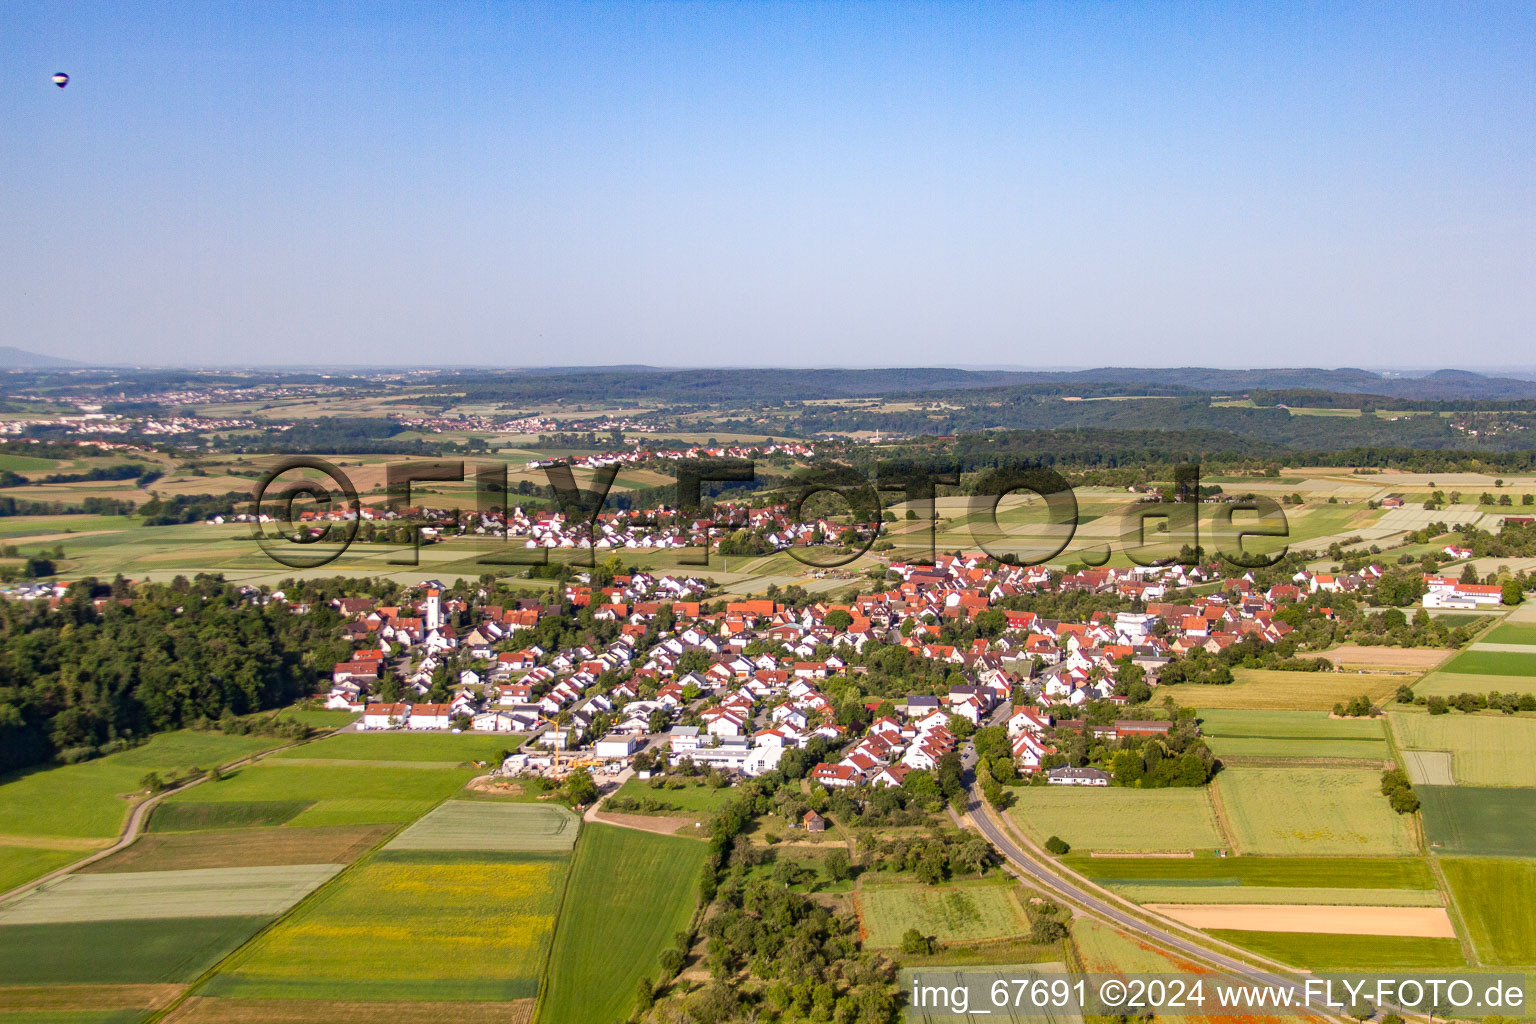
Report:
1007,787,1225,853
536,824,707,1024
1440,858,1536,966
153,762,476,830
858,877,1029,948
1197,709,1388,761
271,731,522,764
0,731,288,840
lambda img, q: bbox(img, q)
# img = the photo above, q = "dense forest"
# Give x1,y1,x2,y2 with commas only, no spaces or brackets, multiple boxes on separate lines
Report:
0,577,348,775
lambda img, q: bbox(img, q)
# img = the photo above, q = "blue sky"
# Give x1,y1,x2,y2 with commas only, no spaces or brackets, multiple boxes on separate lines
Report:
2,2,1532,368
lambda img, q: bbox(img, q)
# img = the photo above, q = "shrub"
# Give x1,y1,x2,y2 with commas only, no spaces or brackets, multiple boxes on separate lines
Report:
1045,835,1070,855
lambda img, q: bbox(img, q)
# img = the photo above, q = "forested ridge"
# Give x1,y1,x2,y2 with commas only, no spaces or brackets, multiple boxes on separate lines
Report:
0,577,348,775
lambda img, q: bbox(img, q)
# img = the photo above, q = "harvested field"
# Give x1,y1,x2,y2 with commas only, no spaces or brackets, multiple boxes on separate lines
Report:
386,801,577,853
1178,669,1402,711
0,983,183,1012
858,880,1029,947
1322,645,1452,671
1150,903,1456,937
81,825,392,874
1400,750,1455,787
0,864,343,924
1388,711,1536,786
165,997,535,1024
1418,786,1536,857
1213,767,1416,856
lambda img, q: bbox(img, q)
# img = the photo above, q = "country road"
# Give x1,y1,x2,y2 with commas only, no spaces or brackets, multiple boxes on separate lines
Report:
952,780,1359,1021
0,734,325,905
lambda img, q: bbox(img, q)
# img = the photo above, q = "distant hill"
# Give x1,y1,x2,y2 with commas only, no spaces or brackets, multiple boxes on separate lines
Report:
0,346,81,368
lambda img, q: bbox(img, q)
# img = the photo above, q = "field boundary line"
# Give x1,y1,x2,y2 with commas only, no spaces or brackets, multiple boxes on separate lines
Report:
529,815,584,1024
1426,857,1479,967
142,786,461,1024
966,796,1339,987
1205,775,1242,855
0,727,339,906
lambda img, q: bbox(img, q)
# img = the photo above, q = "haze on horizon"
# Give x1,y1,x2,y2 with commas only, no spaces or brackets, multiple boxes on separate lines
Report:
2,2,1533,369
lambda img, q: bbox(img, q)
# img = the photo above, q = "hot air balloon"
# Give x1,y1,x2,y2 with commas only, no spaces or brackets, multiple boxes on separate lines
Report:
52,72,69,88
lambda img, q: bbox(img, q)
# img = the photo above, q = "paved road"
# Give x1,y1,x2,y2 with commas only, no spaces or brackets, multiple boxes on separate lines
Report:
955,780,1349,1017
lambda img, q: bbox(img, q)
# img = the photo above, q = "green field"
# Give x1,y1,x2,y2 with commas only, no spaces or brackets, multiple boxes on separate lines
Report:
1205,736,1389,760
1204,930,1464,970
1418,786,1536,857
0,453,65,472
610,776,742,815
0,916,272,985
1440,650,1536,676
1388,711,1536,786
0,844,85,894
1480,623,1536,646
1174,669,1402,711
1197,709,1388,740
155,762,475,829
537,824,707,1024
1440,858,1536,965
858,878,1029,947
272,731,522,764
1110,884,1442,906
1214,767,1416,855
386,800,578,853
212,853,567,1001
0,731,287,839
0,864,342,924
1199,709,1389,759
1067,855,1436,888
149,799,313,832
1007,787,1224,853
1413,670,1536,697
